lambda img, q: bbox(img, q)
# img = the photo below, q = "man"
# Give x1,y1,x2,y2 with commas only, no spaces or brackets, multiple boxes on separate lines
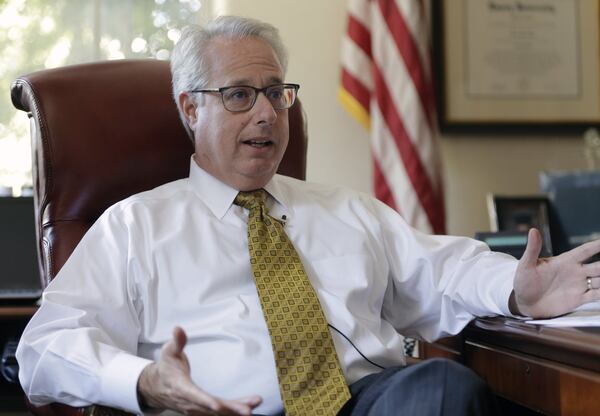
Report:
17,16,600,416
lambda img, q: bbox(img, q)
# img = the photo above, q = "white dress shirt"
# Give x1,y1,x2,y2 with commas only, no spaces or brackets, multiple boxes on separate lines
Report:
17,159,517,414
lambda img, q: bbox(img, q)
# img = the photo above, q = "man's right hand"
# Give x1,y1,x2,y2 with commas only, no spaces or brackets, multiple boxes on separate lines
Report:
137,326,262,415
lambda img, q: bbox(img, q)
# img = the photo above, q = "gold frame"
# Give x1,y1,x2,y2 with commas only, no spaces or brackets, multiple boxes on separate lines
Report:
435,0,600,127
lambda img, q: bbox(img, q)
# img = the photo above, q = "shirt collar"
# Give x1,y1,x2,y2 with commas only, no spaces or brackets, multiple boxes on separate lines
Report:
188,156,290,219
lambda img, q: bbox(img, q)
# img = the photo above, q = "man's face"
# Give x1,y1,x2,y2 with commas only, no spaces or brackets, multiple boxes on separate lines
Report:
181,36,290,191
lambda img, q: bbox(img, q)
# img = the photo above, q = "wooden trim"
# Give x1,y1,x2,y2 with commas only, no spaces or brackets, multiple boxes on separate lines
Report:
465,340,600,415
0,306,38,319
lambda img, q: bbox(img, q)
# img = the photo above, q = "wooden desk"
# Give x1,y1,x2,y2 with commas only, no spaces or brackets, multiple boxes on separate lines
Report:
422,317,600,415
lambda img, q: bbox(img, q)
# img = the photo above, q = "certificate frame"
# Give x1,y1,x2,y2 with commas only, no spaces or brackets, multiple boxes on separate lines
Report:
433,0,600,132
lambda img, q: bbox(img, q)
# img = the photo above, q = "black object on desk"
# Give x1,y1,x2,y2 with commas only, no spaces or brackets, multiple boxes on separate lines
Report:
475,231,529,259
486,194,553,257
1,337,19,383
0,196,42,304
540,170,600,255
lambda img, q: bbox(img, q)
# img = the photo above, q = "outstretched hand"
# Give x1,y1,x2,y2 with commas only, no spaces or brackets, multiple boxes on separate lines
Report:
512,228,600,318
137,326,262,415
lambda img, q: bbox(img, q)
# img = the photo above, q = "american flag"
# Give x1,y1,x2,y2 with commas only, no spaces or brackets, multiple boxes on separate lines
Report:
339,0,445,234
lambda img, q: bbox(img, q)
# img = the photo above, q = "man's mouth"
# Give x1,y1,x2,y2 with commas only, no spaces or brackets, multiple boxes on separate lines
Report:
243,139,273,148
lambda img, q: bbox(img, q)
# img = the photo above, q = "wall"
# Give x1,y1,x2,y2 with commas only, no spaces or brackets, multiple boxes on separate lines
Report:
441,134,585,236
213,0,588,237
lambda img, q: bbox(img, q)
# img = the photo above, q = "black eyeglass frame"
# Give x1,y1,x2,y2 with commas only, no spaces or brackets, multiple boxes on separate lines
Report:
189,83,300,113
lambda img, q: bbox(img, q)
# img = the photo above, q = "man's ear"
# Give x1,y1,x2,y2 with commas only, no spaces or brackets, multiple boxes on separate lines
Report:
179,92,199,129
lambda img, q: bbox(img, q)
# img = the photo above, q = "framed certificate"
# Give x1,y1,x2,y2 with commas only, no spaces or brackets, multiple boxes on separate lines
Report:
433,0,600,130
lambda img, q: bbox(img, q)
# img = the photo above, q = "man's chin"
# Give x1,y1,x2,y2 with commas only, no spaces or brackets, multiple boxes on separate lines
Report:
235,177,272,192
233,168,278,191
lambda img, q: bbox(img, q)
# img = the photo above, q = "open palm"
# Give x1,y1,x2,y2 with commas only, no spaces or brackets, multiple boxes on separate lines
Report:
137,327,262,415
513,229,600,318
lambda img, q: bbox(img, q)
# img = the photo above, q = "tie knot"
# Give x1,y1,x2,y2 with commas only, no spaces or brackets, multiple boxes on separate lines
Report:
234,189,267,211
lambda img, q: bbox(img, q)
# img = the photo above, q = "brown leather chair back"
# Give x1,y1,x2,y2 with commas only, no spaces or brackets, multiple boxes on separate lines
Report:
11,59,308,288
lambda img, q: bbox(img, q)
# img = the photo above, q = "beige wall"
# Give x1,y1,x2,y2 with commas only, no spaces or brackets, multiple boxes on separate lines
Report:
213,0,588,237
441,134,585,236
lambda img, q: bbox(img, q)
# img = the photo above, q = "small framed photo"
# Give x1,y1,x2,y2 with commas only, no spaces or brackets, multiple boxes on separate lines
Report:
486,194,553,256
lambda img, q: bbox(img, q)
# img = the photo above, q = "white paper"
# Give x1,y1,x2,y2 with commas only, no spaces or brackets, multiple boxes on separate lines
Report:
526,301,600,327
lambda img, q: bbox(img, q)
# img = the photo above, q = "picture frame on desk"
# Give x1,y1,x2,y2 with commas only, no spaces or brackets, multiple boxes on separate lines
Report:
433,0,600,132
487,194,553,256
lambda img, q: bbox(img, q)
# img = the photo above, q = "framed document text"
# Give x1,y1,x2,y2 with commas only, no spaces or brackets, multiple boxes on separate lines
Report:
434,0,600,129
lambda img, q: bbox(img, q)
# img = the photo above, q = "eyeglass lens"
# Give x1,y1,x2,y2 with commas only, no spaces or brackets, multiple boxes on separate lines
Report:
222,85,296,112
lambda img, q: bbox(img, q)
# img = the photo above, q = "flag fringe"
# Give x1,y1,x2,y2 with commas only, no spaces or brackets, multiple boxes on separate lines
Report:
338,87,371,131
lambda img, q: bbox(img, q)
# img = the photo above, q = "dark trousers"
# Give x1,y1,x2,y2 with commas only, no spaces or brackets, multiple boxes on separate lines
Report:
261,358,500,416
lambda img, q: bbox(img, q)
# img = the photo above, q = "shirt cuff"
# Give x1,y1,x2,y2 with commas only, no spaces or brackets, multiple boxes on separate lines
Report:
499,273,517,316
99,352,153,414
496,262,519,317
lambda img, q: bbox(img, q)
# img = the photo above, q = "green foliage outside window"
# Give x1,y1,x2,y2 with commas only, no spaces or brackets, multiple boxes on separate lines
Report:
0,0,205,194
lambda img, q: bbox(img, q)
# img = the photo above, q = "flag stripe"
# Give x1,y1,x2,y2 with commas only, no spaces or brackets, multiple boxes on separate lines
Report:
377,0,434,127
396,0,432,81
340,68,371,115
347,14,372,59
347,0,372,30
370,105,430,230
373,156,398,213
373,63,444,233
371,6,438,190
340,0,445,235
341,36,373,92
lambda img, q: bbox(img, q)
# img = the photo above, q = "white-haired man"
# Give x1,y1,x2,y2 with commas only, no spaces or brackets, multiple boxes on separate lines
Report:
17,16,600,416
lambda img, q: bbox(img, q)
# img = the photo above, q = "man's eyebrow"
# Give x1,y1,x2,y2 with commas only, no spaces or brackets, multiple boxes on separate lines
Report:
226,76,284,86
267,76,283,84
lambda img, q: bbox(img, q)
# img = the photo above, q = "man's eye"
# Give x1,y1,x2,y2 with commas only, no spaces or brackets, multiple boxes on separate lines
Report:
227,88,251,101
267,87,284,100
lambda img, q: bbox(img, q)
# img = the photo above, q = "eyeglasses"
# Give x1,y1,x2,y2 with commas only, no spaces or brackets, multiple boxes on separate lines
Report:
190,83,300,113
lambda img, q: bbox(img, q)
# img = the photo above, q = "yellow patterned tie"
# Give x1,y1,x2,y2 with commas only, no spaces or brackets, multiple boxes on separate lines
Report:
235,190,351,416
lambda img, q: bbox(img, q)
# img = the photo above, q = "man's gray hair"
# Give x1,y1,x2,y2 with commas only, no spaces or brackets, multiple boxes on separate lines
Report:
170,16,289,139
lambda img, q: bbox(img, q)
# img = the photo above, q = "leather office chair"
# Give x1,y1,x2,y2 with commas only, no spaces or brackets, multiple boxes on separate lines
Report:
11,59,308,416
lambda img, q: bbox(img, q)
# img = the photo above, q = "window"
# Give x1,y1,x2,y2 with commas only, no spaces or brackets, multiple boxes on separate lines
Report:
0,0,206,195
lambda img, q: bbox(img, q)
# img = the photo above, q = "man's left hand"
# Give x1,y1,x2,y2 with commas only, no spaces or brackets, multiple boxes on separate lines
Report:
512,228,600,318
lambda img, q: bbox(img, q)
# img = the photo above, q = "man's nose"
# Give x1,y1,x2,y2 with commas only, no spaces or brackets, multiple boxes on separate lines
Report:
253,92,277,124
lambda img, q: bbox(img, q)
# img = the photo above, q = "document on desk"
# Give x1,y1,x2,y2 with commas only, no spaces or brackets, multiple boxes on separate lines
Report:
526,301,600,327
